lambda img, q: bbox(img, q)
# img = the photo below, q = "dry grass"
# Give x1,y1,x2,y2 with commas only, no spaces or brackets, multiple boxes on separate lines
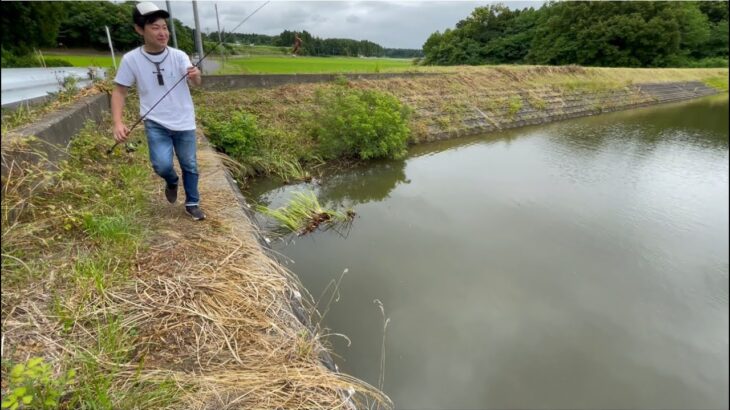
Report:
1,106,390,408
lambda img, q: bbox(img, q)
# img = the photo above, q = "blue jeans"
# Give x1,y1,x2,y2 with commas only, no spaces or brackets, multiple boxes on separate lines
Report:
144,120,200,206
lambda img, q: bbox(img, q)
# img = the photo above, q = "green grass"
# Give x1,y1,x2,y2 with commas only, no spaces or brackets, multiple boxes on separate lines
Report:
507,96,523,116
42,52,121,68
1,115,184,408
1,104,37,133
217,55,414,74
42,50,414,74
703,76,729,91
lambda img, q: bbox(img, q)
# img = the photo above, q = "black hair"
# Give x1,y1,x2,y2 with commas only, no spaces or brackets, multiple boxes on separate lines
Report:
133,11,168,28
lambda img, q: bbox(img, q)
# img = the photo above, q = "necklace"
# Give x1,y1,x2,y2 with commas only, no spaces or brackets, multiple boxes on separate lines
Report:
139,47,170,86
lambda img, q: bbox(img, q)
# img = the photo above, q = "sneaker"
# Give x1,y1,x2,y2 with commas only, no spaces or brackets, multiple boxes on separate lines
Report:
165,184,178,204
185,205,206,221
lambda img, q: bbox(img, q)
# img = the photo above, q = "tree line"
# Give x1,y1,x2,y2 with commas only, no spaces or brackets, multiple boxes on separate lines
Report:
422,1,728,67
0,1,422,64
206,30,422,58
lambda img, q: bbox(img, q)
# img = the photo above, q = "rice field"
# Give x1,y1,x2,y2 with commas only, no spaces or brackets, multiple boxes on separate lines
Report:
42,50,416,74
215,55,416,74
41,52,122,68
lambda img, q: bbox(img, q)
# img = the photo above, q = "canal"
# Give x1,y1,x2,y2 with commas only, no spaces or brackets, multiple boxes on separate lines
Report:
249,95,729,409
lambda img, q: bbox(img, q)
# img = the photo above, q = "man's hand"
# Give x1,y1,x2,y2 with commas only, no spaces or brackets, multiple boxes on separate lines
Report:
113,122,130,143
187,66,202,85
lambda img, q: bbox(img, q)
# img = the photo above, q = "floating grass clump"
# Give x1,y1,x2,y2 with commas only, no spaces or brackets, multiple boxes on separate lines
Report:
257,191,355,235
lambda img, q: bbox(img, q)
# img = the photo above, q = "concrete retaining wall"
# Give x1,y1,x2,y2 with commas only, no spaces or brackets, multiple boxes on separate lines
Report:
407,81,718,142
2,93,110,177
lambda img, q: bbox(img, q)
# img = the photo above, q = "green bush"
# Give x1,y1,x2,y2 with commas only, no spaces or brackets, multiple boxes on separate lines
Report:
665,55,729,68
686,57,729,68
310,85,411,160
201,109,260,159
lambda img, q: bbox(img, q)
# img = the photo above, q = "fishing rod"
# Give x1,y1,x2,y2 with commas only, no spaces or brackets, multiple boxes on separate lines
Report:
107,0,270,154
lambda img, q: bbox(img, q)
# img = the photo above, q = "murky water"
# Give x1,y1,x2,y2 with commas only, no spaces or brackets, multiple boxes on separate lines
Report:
249,95,729,409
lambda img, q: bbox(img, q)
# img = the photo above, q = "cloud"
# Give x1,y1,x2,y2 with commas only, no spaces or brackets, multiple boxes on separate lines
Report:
146,1,543,49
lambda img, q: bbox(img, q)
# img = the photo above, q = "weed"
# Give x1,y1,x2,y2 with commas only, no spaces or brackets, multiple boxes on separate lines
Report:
311,85,411,160
295,329,315,359
0,104,37,134
2,357,75,410
507,96,523,117
703,76,729,91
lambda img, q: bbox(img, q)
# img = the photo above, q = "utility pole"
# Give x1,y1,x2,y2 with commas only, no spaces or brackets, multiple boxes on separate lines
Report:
215,3,224,65
166,0,178,49
105,25,117,70
192,0,204,70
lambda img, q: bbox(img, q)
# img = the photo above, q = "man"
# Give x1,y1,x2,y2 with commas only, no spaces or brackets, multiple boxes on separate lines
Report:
112,2,206,221
292,33,302,56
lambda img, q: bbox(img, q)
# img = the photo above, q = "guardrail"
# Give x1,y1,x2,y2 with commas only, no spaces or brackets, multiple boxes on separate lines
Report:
1,67,106,109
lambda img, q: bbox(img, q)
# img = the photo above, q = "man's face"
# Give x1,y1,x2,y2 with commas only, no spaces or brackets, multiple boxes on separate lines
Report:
135,17,169,49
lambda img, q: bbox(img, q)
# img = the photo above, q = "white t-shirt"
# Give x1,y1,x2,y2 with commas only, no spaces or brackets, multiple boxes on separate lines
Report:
114,47,196,131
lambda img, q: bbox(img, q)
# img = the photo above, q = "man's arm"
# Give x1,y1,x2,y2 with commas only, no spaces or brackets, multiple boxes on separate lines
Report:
111,84,130,142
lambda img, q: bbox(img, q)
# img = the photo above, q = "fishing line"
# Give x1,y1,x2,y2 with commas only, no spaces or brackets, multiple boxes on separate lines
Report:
108,0,270,154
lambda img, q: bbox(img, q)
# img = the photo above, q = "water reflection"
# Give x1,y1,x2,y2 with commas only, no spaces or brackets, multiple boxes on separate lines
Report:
317,159,410,206
548,95,729,154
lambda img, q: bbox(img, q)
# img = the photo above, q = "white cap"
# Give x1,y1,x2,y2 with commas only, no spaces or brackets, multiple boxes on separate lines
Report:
135,2,169,18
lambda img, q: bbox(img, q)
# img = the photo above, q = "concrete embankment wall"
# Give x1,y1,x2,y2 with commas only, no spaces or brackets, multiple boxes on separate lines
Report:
404,81,719,142
1,93,110,178
196,71,722,145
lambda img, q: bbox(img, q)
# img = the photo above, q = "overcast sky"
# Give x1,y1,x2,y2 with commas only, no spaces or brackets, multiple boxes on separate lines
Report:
145,1,543,49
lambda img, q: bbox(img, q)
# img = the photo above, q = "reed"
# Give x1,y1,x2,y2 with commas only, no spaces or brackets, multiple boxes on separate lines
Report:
256,191,355,235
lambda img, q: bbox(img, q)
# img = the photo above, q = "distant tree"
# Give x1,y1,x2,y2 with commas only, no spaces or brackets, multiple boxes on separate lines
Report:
55,2,196,54
1,2,66,54
172,19,195,54
383,48,423,58
422,1,728,68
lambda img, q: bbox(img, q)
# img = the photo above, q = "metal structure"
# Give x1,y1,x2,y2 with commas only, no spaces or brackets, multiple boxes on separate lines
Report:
166,0,178,49
1,67,106,108
192,0,204,71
